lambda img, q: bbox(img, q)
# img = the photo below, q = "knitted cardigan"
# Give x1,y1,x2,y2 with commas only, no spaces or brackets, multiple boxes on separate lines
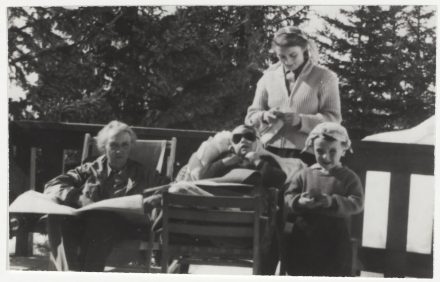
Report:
245,60,342,151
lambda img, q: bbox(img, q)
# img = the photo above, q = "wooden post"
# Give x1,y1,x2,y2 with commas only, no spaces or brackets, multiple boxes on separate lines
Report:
12,144,32,256
384,172,411,277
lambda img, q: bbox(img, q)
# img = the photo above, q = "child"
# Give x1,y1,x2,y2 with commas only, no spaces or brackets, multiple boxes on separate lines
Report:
284,122,364,276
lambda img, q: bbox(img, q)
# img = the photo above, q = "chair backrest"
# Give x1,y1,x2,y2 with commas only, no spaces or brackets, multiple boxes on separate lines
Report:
161,192,262,273
81,133,177,180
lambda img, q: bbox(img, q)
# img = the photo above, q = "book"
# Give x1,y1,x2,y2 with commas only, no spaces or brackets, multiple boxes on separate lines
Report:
9,190,146,224
193,168,260,196
260,119,284,144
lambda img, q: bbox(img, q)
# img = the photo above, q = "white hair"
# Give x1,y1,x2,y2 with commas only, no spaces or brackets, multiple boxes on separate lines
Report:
96,120,137,153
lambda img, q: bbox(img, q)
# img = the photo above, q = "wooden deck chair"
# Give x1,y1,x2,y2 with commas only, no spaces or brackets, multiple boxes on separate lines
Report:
160,192,263,275
81,133,177,272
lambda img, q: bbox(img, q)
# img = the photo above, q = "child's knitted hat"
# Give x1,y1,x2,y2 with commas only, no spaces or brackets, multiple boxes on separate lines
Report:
303,122,352,153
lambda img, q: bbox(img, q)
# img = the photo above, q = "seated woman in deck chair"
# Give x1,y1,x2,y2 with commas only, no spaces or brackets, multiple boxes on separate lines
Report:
173,125,287,192
176,125,305,185
44,120,170,272
170,124,305,275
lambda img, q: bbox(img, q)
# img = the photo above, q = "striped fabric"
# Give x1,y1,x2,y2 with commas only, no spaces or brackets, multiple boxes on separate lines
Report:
245,60,342,151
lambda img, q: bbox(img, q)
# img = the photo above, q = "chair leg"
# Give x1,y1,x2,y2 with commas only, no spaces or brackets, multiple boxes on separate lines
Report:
178,259,190,274
277,222,287,275
144,248,152,272
252,263,259,275
253,247,261,275
279,261,286,275
168,260,181,273
144,227,156,273
160,250,168,273
350,237,359,276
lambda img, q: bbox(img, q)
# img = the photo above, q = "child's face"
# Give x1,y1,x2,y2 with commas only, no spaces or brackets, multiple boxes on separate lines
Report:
313,136,345,171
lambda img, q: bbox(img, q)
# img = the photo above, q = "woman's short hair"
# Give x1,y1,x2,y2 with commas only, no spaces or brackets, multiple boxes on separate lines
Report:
96,120,137,153
271,26,318,63
272,26,309,48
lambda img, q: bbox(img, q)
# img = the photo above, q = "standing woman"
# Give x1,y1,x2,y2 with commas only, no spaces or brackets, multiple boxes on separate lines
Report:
245,26,341,166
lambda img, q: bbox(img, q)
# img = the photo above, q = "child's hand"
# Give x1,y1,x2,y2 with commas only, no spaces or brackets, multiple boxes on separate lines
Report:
315,193,333,208
298,192,321,209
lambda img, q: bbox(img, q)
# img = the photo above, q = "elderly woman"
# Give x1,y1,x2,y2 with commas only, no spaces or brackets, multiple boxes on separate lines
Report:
245,26,342,165
44,120,169,272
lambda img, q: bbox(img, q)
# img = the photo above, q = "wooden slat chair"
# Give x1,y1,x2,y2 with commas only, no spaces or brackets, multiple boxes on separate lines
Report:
80,133,177,272
160,192,263,274
9,133,177,272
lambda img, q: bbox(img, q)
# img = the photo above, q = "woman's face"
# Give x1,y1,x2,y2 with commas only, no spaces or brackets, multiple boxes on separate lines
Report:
231,128,257,157
105,131,132,170
274,45,305,71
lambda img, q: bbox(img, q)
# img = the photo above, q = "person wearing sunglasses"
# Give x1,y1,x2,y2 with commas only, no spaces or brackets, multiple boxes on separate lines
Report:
196,124,286,275
200,125,286,190
245,26,342,166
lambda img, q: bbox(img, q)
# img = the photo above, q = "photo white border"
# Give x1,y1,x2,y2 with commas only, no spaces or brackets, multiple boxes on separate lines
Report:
1,1,438,282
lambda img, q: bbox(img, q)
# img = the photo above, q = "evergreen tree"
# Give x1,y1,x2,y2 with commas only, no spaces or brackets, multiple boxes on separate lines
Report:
318,6,435,138
8,6,310,130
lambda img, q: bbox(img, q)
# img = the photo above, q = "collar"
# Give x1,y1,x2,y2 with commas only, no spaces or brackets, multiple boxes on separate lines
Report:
107,162,116,177
106,159,127,177
284,59,308,78
309,163,343,174
310,163,322,170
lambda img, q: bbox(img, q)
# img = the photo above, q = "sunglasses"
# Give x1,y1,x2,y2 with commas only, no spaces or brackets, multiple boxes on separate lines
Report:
232,132,257,144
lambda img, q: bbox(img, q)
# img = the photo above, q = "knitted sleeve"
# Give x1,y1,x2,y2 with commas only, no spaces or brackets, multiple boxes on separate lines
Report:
245,76,269,129
299,70,342,133
327,170,364,217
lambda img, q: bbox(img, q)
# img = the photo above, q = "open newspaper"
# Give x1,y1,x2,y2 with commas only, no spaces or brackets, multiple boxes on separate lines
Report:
9,168,260,221
9,191,147,224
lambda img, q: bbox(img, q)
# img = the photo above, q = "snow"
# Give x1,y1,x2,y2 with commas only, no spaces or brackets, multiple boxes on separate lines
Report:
362,116,435,145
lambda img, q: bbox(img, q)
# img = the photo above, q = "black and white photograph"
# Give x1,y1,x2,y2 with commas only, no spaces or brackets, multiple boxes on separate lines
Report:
3,0,438,281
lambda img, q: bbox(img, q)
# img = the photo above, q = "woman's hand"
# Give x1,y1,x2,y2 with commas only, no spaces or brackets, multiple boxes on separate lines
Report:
244,151,261,167
222,154,242,166
143,194,162,208
280,111,301,127
263,108,283,124
77,193,94,207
